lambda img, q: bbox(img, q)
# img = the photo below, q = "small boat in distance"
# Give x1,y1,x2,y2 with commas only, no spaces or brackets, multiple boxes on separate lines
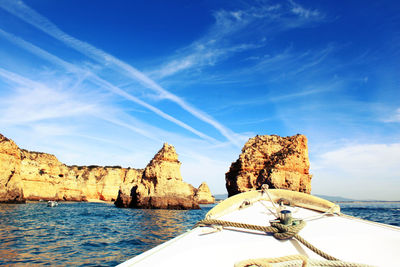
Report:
47,201,58,207
118,187,400,267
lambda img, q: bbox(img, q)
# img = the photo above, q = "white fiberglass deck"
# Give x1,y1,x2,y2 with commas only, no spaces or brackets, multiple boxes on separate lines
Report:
119,198,400,267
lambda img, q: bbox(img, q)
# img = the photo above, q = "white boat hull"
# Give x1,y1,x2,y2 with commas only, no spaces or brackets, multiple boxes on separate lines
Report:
118,189,400,267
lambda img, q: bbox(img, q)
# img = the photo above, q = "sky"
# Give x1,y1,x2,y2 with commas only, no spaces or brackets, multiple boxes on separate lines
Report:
0,0,399,200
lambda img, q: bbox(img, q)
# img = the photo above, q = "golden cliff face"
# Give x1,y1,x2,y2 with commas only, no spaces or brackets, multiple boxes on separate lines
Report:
0,134,215,209
0,134,24,203
225,134,312,197
19,152,143,202
116,143,202,209
195,182,215,204
0,133,142,202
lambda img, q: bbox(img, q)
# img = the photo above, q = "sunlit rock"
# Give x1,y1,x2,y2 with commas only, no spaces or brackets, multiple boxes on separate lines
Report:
0,134,24,203
0,134,209,209
225,134,312,197
116,143,200,209
195,182,215,204
0,133,138,202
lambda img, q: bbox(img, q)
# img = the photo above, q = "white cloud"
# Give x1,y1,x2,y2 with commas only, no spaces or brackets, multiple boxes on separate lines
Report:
151,43,259,80
155,57,195,78
0,28,81,73
0,66,219,149
0,67,97,124
289,0,321,19
269,87,330,102
383,107,400,123
314,144,400,172
311,143,400,200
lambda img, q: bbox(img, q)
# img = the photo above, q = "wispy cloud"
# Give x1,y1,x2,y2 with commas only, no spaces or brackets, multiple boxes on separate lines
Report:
0,0,240,146
269,87,331,102
213,86,332,113
0,28,81,74
149,0,325,80
311,143,400,200
0,66,174,144
0,64,234,174
243,45,335,83
151,43,259,79
383,107,400,123
288,0,321,19
0,68,96,125
314,143,400,172
206,72,342,117
0,27,218,143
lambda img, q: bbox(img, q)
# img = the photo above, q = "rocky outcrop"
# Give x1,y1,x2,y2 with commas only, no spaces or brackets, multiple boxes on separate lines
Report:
0,134,213,209
0,135,24,203
0,133,142,203
195,182,215,204
111,168,143,208
226,134,312,197
115,143,201,209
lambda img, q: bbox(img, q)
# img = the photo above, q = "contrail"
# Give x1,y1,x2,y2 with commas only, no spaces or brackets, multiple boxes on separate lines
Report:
0,66,159,141
0,0,241,147
0,28,217,143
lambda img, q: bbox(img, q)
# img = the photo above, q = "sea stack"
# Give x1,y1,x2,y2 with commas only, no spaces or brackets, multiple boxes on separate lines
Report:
115,143,201,209
225,134,312,197
195,182,215,204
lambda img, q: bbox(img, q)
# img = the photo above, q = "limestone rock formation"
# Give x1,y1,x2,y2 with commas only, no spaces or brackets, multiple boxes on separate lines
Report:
111,168,143,208
115,143,200,209
226,134,312,197
195,182,215,204
0,134,24,203
0,133,141,203
1,133,212,209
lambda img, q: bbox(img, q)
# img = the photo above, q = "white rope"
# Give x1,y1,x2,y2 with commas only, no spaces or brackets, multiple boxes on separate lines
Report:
234,255,375,267
262,184,279,215
260,201,280,217
270,259,375,266
302,205,340,222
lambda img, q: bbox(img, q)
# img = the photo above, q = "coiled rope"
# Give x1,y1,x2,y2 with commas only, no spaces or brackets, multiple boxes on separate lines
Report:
234,254,374,267
195,219,338,261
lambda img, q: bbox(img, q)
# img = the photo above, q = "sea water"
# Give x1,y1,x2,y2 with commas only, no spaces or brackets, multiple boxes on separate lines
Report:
0,202,211,266
339,202,400,227
0,201,399,266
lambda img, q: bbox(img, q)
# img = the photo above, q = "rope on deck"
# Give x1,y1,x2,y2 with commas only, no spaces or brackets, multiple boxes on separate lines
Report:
234,254,375,267
195,219,338,261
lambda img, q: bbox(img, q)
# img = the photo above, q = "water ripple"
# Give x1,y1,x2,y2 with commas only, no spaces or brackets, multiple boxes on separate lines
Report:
0,202,210,266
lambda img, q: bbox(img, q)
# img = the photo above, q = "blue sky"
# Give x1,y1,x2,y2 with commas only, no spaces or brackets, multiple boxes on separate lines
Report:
0,0,399,200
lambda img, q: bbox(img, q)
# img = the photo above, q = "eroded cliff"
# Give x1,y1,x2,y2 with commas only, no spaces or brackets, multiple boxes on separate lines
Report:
115,143,203,209
0,134,24,203
0,133,143,203
0,134,214,209
225,134,312,197
195,182,215,204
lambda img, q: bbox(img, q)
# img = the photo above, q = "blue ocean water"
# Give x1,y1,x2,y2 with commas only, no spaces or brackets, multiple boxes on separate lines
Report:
0,201,399,266
339,202,400,227
0,202,212,266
